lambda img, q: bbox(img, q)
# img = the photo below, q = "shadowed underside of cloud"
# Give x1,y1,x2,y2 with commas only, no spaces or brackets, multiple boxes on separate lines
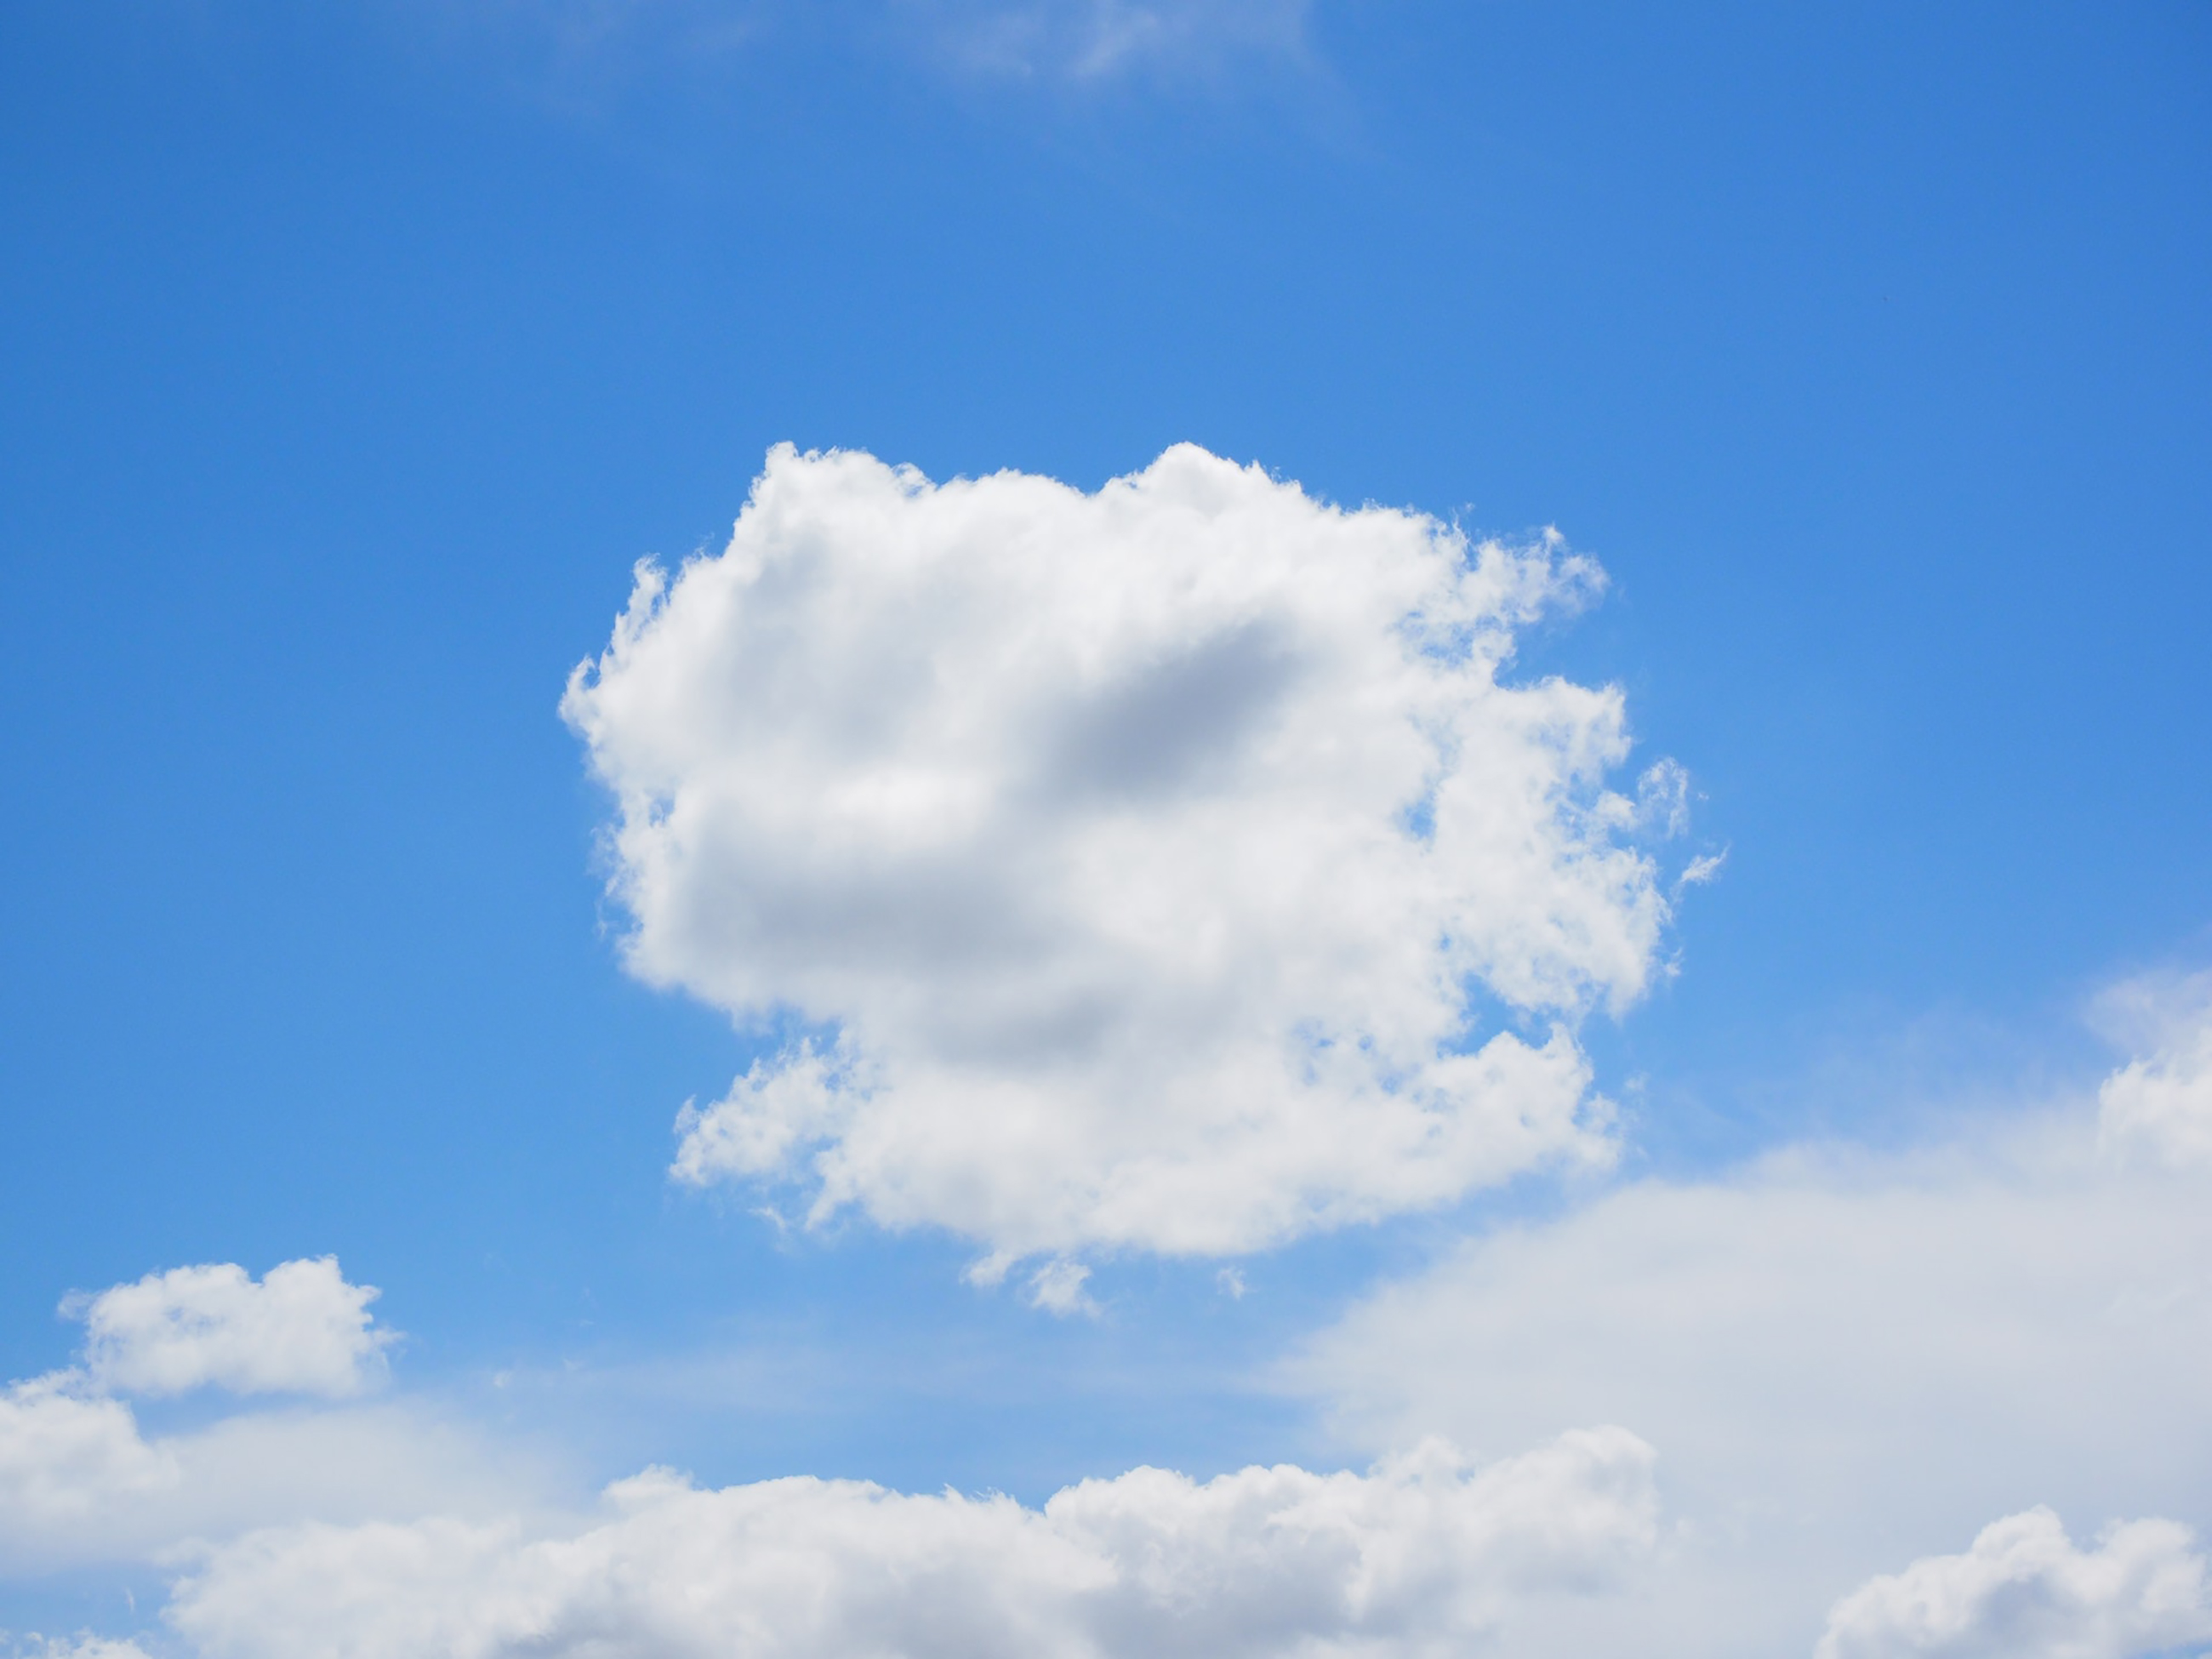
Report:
566,443,1683,1259
162,1428,1656,1659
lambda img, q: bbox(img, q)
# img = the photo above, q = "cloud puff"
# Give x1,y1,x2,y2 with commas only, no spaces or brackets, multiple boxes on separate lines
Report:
164,1428,1656,1659
1292,1115,2212,1656
567,443,1676,1258
65,1258,394,1400
2096,969,2212,1170
1816,1508,2212,1659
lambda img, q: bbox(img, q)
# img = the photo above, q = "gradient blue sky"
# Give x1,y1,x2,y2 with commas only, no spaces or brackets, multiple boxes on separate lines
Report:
2,3,2209,1644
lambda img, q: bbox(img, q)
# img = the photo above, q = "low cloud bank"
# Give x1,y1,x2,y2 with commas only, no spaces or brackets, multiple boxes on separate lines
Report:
567,443,1689,1261
164,1429,1656,1659
1818,1508,2212,1659
1293,1086,2212,1656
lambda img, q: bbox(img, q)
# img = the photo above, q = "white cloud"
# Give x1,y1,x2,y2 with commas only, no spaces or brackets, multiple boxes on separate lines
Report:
0,1263,536,1577
0,1374,543,1577
1291,1115,2212,1656
66,1258,395,1400
163,1428,1656,1659
567,442,1676,1259
1026,1257,1097,1316
0,1373,180,1542
1817,1508,2212,1659
2096,969,2212,1170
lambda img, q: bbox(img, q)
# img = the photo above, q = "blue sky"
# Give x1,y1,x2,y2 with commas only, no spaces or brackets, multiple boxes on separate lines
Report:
2,5,2209,1656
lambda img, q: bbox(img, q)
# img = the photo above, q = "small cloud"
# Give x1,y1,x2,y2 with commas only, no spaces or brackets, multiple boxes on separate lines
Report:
60,1259,395,1400
963,1251,1017,1289
1634,760,1692,839
1216,1267,1248,1298
1027,1259,1097,1317
1673,847,1727,898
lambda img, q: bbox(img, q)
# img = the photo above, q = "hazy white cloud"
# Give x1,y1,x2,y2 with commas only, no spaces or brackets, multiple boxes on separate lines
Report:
1292,1114,2212,1657
0,1373,180,1548
0,1371,539,1577
6,1639,157,1659
0,1263,533,1578
1817,1508,2212,1659
2096,969,2212,1170
567,443,1679,1259
165,1428,1656,1659
435,0,1310,102
903,0,1310,80
65,1258,395,1400
1026,1257,1097,1316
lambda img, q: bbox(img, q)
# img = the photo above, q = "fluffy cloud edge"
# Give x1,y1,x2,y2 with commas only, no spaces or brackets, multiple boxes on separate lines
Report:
63,1257,395,1400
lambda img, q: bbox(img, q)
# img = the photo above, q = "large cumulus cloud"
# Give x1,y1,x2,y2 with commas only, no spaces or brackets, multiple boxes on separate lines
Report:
564,443,1681,1259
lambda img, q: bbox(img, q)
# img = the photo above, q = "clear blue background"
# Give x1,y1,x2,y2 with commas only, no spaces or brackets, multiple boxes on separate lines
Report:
2,0,2206,1524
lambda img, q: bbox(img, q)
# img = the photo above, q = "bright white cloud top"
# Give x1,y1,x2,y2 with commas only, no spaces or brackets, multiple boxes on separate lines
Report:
1817,1508,2212,1659
565,443,1682,1259
66,1257,394,1400
161,1428,1656,1659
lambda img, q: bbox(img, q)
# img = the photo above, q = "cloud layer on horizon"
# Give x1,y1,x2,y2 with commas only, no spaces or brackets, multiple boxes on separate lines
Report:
566,442,1685,1260
1291,1075,2212,1656
162,1428,1655,1659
